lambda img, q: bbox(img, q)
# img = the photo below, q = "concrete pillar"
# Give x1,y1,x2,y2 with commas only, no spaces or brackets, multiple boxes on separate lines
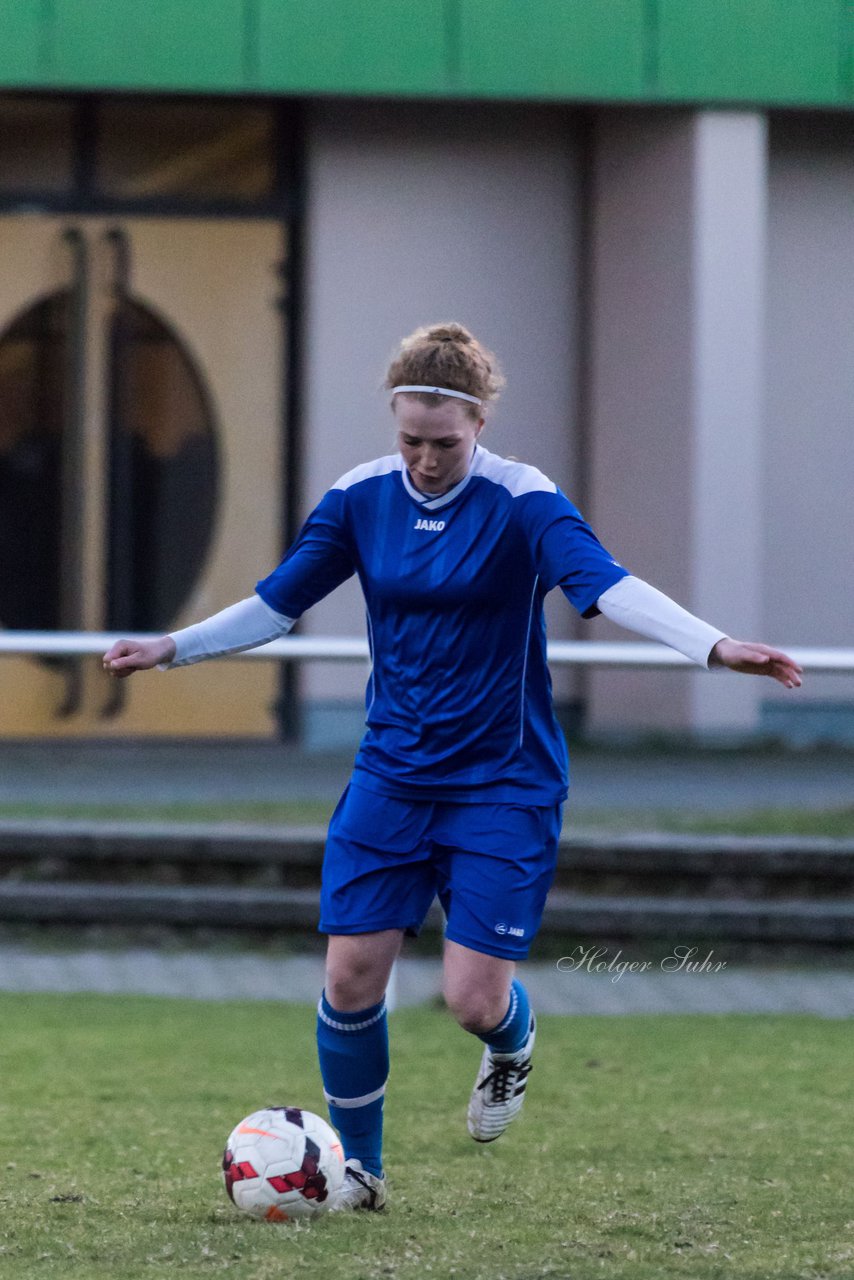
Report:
762,116,854,743
586,110,767,738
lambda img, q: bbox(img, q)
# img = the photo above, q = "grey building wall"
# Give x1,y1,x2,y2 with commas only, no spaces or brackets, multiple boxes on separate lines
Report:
762,114,854,741
292,101,852,747
585,110,766,739
297,102,585,744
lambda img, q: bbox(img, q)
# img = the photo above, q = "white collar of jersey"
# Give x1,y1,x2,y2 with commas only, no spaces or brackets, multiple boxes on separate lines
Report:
400,446,478,510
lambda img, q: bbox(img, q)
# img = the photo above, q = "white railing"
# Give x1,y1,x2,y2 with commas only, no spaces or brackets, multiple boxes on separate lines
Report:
0,632,852,672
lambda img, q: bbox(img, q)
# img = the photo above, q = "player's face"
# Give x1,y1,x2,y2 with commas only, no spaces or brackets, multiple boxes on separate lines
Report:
395,399,483,495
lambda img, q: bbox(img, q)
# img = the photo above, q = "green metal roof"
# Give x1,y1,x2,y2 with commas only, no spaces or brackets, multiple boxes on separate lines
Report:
0,0,851,108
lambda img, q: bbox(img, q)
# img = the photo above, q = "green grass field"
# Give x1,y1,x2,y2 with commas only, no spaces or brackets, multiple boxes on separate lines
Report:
2,799,854,836
1,996,852,1280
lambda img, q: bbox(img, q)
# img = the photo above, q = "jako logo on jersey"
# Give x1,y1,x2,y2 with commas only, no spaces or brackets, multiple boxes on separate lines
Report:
414,518,446,532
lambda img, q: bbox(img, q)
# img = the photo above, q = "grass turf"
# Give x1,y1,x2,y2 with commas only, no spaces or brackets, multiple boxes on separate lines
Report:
2,800,854,836
0,996,851,1279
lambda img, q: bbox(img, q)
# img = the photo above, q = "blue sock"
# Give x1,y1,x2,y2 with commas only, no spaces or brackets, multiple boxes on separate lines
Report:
478,978,532,1055
316,991,388,1178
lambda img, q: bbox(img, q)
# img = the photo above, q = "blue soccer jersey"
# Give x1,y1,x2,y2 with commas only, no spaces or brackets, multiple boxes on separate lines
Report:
256,445,628,804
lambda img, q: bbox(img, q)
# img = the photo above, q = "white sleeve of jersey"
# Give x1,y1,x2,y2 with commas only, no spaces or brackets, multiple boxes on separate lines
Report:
596,576,728,669
159,595,295,669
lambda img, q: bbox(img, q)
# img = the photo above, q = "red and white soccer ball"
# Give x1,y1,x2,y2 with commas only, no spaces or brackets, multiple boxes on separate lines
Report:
222,1107,345,1222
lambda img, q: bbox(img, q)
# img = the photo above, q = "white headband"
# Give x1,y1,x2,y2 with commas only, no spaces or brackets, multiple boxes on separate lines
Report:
392,384,483,406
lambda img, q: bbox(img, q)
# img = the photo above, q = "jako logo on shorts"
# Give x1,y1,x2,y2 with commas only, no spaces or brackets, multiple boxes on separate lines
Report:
494,922,525,938
414,518,445,531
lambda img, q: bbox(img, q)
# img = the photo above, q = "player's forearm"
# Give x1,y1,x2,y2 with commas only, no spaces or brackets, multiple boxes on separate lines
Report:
161,595,296,668
595,576,727,668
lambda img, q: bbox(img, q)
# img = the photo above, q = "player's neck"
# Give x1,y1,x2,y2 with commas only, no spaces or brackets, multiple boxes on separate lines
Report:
408,444,479,499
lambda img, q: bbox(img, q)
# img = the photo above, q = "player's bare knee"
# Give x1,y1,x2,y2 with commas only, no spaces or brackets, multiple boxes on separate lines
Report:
325,956,385,1008
325,955,388,1011
444,987,503,1035
324,931,399,1011
325,971,382,1011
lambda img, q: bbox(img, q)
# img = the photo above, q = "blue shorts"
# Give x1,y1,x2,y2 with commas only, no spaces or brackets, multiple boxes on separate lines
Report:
319,783,562,960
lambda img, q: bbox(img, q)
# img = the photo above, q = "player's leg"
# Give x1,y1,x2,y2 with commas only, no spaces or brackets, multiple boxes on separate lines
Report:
436,800,561,1141
317,784,437,1209
442,939,527,1039
319,929,402,1210
325,929,403,1010
443,940,536,1142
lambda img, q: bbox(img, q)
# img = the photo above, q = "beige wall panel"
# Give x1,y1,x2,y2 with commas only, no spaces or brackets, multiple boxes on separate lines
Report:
96,218,284,738
125,220,283,617
0,216,283,738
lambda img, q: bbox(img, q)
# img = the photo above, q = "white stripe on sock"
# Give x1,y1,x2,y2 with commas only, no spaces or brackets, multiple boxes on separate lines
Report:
323,1083,387,1109
491,986,518,1036
317,999,387,1032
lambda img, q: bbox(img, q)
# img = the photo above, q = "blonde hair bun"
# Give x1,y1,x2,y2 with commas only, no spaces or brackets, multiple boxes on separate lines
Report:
423,323,473,345
386,322,505,410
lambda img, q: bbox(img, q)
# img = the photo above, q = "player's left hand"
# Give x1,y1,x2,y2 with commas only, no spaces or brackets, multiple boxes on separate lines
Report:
710,639,803,689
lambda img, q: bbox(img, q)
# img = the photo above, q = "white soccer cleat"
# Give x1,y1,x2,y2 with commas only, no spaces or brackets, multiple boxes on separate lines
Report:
329,1158,387,1212
467,1014,536,1143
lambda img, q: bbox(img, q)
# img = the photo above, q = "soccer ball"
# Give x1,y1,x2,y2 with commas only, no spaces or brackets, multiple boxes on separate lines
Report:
222,1107,345,1222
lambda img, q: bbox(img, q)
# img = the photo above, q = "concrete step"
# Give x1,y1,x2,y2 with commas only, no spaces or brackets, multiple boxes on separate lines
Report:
2,880,854,942
2,820,853,881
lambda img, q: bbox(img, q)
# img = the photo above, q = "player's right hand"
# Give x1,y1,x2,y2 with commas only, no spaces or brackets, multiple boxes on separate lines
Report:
102,636,176,677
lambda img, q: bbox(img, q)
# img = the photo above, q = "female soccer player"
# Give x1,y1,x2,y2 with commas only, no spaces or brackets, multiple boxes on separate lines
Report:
104,322,802,1212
